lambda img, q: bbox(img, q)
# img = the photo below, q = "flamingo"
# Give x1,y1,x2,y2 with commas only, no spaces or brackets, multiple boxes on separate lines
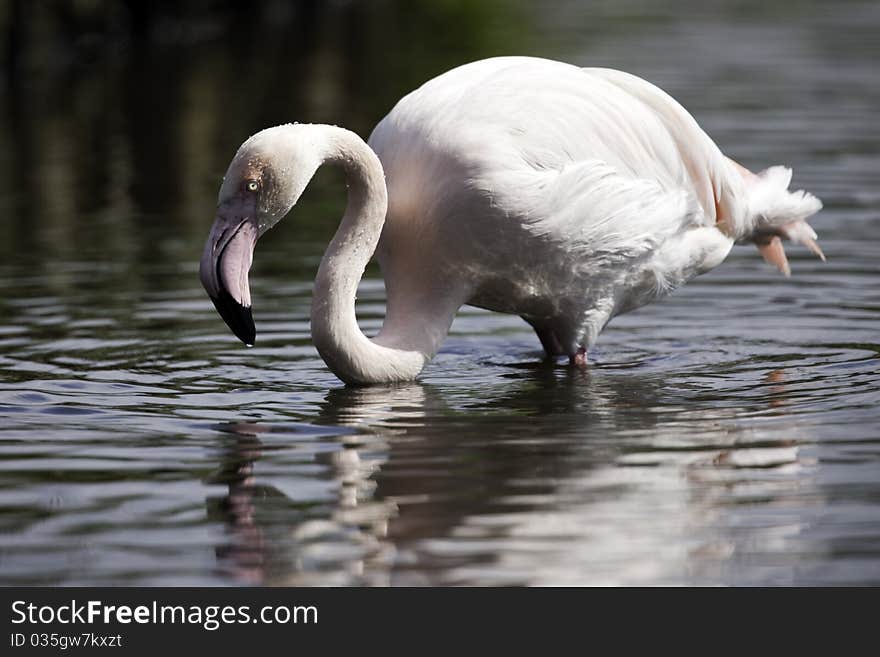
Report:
199,57,823,385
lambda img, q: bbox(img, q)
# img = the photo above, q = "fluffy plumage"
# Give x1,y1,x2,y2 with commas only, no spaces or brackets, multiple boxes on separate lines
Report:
202,57,823,383
369,57,822,359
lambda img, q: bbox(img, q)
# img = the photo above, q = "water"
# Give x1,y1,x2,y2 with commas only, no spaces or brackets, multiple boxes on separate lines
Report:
0,1,878,585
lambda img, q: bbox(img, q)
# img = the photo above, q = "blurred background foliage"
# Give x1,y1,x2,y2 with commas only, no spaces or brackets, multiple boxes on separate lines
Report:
0,0,538,288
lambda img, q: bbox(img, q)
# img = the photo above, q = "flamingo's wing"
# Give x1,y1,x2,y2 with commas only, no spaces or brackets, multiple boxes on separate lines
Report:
375,56,821,276
440,61,736,251
494,159,699,264
584,67,822,273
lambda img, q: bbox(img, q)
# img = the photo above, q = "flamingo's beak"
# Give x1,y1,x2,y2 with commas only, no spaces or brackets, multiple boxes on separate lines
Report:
199,194,259,346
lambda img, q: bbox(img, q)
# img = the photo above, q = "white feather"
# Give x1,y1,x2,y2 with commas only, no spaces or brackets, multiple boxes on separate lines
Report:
369,56,808,355
209,57,824,383
746,166,823,234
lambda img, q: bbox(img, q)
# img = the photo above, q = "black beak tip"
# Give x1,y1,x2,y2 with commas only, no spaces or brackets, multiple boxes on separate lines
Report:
210,290,256,347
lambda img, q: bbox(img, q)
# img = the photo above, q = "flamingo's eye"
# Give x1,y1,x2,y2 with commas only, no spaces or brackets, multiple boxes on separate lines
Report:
246,180,259,192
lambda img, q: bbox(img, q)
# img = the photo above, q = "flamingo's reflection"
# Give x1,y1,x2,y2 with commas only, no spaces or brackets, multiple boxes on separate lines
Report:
205,415,398,586
206,363,817,585
207,428,266,584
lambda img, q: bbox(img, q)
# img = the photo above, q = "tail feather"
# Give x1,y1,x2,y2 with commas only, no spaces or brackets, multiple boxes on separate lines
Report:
731,162,824,276
749,166,822,230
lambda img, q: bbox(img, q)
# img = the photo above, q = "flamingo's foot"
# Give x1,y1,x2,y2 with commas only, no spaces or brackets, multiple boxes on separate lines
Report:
569,347,587,367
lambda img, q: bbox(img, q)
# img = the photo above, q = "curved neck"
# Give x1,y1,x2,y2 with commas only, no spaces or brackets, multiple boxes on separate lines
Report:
309,126,430,385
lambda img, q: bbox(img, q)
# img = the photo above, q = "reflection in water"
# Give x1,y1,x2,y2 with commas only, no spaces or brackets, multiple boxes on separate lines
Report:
199,366,825,585
763,369,788,410
207,426,267,584
207,420,397,586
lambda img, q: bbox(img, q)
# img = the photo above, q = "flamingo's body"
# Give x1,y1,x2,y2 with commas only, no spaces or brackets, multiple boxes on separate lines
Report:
200,57,822,384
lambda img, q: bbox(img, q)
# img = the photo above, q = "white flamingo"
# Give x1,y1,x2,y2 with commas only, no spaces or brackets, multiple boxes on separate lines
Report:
200,57,823,385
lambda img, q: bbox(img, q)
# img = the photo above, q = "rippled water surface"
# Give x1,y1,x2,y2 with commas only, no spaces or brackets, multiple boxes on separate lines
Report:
1,1,878,585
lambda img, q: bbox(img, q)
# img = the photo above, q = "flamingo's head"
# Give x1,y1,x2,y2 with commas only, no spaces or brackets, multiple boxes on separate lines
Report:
199,125,317,346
